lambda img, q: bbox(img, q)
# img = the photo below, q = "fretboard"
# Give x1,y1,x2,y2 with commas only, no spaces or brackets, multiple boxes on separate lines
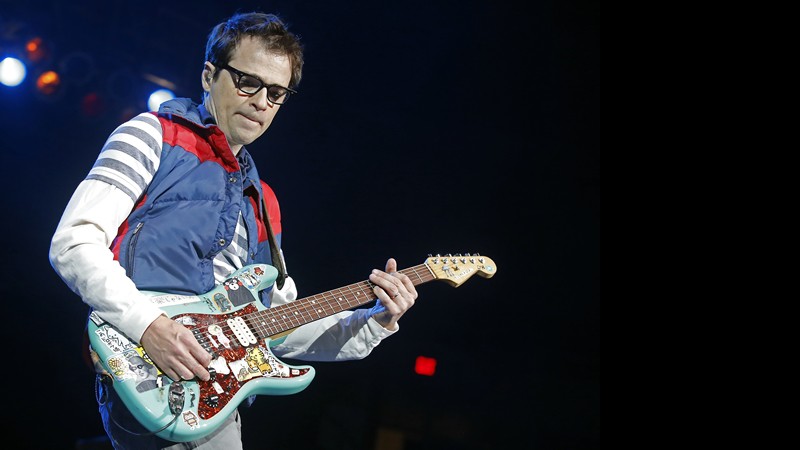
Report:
245,263,435,339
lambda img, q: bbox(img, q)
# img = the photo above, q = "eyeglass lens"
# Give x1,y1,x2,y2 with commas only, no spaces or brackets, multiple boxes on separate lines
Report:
236,73,290,104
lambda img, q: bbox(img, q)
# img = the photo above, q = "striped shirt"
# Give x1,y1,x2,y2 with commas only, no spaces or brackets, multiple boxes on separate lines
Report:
88,112,248,284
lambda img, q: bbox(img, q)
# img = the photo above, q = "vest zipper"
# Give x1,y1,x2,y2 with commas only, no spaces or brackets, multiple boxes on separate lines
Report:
127,222,144,277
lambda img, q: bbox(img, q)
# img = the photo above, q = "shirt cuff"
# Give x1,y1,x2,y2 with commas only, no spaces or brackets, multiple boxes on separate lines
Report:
117,295,169,344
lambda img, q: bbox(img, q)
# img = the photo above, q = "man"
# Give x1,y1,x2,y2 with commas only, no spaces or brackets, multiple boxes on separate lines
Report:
49,12,417,449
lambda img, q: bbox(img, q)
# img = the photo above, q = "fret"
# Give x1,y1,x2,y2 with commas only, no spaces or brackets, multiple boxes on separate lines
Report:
409,265,423,283
308,294,334,317
326,291,350,312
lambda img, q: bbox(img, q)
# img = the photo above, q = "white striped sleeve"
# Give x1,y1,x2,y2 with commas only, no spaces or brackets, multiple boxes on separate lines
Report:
49,179,166,343
86,112,162,202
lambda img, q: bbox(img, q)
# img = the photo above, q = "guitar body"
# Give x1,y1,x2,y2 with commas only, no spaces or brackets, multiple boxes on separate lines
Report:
87,264,315,442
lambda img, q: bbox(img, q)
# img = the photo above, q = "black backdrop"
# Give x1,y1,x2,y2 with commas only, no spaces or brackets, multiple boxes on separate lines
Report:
0,1,599,449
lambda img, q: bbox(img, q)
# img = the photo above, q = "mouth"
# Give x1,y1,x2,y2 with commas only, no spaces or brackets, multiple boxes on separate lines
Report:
239,113,262,126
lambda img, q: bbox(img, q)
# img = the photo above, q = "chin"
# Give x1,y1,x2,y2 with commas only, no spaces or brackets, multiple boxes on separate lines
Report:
232,131,260,147
247,130,268,144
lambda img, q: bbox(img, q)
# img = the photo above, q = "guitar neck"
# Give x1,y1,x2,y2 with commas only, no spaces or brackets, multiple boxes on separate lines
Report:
247,263,435,339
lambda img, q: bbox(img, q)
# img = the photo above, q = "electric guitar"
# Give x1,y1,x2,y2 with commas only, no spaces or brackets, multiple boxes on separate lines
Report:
88,254,497,442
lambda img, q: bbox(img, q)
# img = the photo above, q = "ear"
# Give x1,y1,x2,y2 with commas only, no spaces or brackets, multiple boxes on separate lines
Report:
201,62,215,93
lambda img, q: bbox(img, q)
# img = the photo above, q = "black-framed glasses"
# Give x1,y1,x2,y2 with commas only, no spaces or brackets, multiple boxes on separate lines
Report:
213,62,297,105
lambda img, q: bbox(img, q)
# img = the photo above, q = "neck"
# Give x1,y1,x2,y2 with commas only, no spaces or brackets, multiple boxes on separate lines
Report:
203,97,242,156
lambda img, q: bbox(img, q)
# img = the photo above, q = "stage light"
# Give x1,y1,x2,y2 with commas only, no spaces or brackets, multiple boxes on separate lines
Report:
0,57,26,87
414,355,437,376
25,37,50,63
35,70,61,95
25,38,41,53
147,88,175,111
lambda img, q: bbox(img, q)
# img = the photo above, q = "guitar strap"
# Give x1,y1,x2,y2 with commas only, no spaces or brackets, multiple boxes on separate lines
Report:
259,194,287,290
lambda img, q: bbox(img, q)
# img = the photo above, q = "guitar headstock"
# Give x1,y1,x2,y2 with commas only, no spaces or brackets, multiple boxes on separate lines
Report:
424,253,497,287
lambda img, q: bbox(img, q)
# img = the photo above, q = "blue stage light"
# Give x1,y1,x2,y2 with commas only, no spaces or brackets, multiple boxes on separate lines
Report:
0,57,27,87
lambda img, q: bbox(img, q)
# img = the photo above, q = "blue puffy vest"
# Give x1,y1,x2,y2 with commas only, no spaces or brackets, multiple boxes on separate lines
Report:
110,99,282,303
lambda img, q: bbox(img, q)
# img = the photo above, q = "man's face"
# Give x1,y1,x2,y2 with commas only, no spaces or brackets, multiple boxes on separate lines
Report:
202,36,293,154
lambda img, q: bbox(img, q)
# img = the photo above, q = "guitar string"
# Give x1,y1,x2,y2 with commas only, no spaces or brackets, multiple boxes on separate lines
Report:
192,269,429,350
189,265,435,351
241,265,436,339
209,265,434,344
190,279,376,349
213,265,432,337
190,265,436,351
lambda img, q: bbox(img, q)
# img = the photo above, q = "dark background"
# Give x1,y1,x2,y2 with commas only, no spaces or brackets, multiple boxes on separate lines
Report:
0,0,599,449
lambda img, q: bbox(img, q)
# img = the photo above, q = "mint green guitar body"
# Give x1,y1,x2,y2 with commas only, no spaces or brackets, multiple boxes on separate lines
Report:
87,264,315,442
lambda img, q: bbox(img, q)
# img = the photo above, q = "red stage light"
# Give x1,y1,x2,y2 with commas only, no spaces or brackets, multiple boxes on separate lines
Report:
81,92,106,116
414,355,437,376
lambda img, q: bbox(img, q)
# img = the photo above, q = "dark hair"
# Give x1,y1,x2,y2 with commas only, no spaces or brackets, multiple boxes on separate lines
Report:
205,12,304,89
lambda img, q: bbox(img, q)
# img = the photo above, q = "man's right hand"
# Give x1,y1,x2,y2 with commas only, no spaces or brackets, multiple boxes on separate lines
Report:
139,315,212,382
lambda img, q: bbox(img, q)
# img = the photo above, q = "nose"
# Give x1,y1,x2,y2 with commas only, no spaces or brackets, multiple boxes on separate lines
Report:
250,88,275,111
